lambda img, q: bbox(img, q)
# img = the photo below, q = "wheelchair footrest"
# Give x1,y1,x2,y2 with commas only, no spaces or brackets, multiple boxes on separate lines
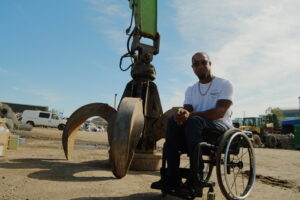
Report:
186,180,215,198
207,191,215,200
202,181,215,189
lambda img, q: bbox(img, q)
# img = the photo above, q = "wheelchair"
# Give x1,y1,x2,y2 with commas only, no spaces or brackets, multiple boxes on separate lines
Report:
152,128,256,200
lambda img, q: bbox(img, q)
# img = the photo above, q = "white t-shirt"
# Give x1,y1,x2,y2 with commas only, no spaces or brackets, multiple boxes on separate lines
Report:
183,76,233,127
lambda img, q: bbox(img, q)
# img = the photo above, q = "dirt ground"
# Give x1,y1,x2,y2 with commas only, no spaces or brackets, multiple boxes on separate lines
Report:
0,127,300,200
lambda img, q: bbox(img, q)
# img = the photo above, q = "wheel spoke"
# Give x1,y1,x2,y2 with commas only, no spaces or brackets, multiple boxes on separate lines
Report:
230,168,235,189
235,169,238,195
242,168,245,190
238,148,248,161
241,146,244,160
230,167,240,193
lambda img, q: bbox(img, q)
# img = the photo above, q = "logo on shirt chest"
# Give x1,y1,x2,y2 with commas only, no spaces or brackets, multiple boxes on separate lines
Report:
209,92,219,97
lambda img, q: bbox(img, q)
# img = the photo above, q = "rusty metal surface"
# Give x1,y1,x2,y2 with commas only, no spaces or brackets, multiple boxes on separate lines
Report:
130,152,162,171
121,80,163,153
137,82,163,151
152,107,179,141
108,97,144,178
62,103,116,160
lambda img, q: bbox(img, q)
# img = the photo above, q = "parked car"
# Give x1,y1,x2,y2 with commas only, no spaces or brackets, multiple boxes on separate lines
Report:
97,125,105,132
21,110,67,130
87,124,100,132
79,121,105,132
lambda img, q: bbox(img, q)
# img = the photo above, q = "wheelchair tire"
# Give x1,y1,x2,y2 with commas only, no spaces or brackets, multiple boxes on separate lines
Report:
216,129,256,200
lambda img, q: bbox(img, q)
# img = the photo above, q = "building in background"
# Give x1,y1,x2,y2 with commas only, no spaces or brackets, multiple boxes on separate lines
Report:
1,102,48,113
281,108,300,121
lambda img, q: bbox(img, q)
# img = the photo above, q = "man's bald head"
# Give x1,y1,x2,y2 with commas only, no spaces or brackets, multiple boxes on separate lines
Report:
192,52,210,63
191,52,213,82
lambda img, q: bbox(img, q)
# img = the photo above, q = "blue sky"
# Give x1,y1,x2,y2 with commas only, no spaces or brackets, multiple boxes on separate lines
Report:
1,0,300,118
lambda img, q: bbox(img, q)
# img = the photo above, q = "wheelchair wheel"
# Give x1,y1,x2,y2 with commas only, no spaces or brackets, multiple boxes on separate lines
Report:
216,129,256,200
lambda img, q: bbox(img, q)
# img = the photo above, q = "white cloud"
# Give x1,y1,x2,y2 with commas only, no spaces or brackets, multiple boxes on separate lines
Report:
160,86,185,111
12,86,20,91
86,0,128,17
159,77,197,111
169,0,300,117
12,87,61,103
84,0,300,117
103,29,127,54
86,0,129,53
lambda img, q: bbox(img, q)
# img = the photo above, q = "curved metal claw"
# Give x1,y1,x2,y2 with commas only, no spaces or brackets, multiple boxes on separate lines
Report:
62,103,116,160
108,97,144,178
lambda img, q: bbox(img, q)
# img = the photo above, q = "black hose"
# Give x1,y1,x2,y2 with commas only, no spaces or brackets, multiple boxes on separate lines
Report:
126,0,135,35
119,53,134,71
119,0,136,72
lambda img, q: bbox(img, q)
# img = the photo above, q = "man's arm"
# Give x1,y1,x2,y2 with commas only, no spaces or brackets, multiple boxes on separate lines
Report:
190,99,232,120
174,100,231,125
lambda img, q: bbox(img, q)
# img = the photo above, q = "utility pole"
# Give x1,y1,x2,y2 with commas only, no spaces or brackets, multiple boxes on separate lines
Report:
114,93,117,109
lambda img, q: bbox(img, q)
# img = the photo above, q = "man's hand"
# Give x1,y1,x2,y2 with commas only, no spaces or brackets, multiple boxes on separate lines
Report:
174,108,190,125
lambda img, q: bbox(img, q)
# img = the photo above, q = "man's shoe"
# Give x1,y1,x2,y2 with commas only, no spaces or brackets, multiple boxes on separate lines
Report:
164,184,194,199
152,176,195,199
151,176,180,191
151,179,163,190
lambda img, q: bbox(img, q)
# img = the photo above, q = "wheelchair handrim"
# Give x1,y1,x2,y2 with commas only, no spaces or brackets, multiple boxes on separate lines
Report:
224,131,256,200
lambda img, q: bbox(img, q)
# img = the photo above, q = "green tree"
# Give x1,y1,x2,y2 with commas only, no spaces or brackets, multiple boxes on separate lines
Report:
271,108,283,121
265,107,283,129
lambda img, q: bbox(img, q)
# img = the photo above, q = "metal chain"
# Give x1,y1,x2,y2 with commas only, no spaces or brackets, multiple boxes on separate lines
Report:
198,77,214,96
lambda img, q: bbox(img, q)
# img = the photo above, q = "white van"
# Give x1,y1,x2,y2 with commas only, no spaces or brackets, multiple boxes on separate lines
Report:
21,110,67,130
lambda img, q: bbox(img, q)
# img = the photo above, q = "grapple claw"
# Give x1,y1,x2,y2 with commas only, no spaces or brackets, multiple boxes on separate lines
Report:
108,97,144,178
62,103,116,160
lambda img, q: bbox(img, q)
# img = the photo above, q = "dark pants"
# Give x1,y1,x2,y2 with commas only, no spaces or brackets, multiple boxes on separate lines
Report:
165,115,229,178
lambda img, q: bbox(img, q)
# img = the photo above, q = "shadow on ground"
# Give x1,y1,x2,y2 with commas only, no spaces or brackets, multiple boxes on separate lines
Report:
71,192,162,200
0,158,114,182
0,158,161,182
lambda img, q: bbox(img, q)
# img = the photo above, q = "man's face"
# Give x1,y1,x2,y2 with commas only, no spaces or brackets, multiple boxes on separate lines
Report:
192,54,211,81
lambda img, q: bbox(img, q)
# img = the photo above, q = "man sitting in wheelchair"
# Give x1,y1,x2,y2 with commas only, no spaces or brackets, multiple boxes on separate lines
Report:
151,52,234,199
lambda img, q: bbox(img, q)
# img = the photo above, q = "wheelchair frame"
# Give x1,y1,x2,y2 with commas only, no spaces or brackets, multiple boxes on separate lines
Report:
159,128,256,200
